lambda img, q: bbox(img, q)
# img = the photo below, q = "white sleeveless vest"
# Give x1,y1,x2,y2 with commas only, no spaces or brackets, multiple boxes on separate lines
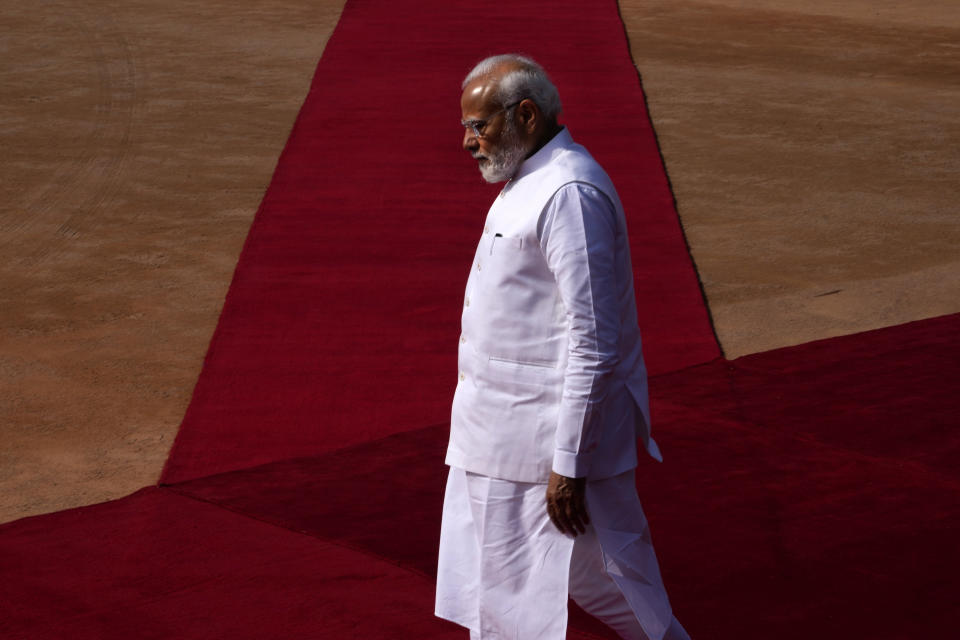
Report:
446,129,661,483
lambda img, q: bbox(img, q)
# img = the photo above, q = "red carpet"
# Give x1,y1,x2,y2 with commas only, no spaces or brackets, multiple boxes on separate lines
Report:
0,488,464,639
164,313,960,640
2,0,958,638
159,0,719,485
3,314,958,638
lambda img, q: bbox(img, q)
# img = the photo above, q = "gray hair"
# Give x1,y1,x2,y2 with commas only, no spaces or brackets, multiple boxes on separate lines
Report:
462,54,562,120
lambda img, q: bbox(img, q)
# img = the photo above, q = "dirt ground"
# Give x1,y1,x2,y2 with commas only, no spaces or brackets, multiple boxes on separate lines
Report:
622,0,960,356
0,0,348,523
1,0,957,523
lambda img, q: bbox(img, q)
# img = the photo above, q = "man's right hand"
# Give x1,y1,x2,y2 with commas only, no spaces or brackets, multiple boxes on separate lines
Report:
546,471,590,537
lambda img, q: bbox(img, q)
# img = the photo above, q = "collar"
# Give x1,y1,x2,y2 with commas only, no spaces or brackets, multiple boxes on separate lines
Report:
508,126,574,186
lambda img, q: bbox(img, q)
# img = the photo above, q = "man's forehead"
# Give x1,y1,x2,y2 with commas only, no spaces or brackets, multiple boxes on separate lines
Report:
461,61,525,115
461,79,497,114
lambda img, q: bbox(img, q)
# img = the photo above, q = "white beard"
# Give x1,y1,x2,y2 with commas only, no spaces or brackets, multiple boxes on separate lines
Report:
476,120,528,183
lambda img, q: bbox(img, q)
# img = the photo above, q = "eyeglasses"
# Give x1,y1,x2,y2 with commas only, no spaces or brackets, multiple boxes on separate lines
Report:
461,100,525,138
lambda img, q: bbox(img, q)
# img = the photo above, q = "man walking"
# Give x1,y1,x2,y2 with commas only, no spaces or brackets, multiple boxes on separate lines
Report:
436,54,690,640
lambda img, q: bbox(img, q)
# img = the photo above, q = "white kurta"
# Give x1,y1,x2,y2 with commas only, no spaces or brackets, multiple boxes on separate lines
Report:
446,128,661,484
439,128,685,639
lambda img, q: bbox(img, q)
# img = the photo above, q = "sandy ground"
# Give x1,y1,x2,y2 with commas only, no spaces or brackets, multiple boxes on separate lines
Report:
621,0,960,356
1,0,957,523
0,0,347,522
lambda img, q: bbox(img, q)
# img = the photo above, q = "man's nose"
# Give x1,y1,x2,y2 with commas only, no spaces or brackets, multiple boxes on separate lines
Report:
463,128,479,151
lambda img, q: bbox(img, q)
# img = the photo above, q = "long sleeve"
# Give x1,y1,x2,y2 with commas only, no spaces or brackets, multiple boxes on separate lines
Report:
539,182,622,478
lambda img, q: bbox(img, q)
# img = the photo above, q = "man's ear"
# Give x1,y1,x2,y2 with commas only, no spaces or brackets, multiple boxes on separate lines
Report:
517,99,539,135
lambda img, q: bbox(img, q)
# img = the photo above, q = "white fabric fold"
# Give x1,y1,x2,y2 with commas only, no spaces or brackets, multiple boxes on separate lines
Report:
437,467,687,640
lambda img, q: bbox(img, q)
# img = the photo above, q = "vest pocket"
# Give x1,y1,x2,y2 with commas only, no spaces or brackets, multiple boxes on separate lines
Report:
489,233,522,254
488,355,555,369
486,355,555,386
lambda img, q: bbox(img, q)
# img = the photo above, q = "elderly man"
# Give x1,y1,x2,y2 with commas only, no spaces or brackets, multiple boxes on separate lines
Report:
435,55,690,640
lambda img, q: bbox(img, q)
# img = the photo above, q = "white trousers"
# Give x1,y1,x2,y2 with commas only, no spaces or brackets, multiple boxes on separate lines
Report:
436,467,690,640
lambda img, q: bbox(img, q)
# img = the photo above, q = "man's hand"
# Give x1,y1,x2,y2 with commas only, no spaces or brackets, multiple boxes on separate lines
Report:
546,471,590,537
